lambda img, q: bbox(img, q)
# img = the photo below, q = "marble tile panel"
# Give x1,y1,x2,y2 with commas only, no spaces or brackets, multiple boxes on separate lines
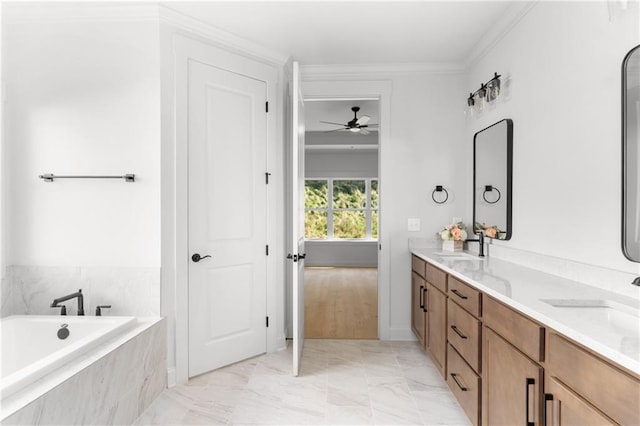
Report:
6,265,160,317
326,405,374,425
412,389,472,425
4,319,166,426
368,380,423,425
135,340,471,426
1,275,14,317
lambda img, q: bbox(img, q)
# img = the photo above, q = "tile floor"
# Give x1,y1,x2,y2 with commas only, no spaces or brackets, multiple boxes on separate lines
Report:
134,340,471,425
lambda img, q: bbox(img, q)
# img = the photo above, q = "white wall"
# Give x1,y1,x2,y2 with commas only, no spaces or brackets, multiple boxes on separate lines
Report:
466,2,640,281
384,72,468,336
3,18,161,268
2,9,162,317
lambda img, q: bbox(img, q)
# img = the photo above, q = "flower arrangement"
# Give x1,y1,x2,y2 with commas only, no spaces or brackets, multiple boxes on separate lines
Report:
439,222,468,241
475,222,504,239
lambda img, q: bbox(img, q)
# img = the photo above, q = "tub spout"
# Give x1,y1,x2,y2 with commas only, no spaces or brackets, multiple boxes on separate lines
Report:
51,289,84,316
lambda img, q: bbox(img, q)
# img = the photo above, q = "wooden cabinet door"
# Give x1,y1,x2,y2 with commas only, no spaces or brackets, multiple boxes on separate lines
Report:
483,328,543,426
545,376,615,426
427,283,447,376
411,271,426,347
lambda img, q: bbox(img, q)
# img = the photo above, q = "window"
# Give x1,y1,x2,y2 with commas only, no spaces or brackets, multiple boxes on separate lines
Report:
305,178,378,239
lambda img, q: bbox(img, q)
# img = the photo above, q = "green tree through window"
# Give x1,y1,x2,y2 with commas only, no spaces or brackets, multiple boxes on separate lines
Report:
305,179,378,239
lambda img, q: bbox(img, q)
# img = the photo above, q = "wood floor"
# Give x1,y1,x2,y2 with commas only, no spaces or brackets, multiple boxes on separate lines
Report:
304,267,378,339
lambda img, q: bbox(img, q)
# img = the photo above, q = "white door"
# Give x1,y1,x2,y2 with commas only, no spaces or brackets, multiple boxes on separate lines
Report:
188,59,268,377
289,61,305,376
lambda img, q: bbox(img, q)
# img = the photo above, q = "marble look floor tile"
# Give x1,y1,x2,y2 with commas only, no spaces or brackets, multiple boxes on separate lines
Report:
413,389,472,425
135,340,471,426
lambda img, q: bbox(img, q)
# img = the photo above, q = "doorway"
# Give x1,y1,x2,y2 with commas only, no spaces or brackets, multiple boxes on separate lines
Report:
302,99,380,339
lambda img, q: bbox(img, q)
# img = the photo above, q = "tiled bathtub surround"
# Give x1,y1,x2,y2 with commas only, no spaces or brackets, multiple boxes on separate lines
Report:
3,265,160,317
2,317,166,425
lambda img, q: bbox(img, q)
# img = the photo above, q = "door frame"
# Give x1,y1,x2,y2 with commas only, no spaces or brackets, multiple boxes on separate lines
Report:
170,35,280,384
298,79,392,340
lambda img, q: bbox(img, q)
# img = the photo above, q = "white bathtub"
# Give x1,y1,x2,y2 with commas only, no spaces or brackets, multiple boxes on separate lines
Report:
0,315,136,400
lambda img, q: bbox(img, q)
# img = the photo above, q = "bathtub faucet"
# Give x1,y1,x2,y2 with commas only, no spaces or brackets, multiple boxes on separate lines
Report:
51,289,84,316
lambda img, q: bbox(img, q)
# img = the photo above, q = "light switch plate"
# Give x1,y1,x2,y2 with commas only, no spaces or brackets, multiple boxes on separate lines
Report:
408,218,421,232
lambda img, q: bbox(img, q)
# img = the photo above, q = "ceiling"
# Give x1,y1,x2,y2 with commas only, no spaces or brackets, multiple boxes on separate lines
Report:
162,1,515,65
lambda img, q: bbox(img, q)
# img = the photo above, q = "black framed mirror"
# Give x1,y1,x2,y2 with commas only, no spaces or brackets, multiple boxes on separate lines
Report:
473,119,513,240
622,45,640,262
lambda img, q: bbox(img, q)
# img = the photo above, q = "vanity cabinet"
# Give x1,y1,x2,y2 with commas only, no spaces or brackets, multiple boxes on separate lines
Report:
483,327,543,426
545,376,614,425
411,256,428,349
409,253,639,426
483,297,544,426
426,281,447,376
411,256,447,375
545,332,639,425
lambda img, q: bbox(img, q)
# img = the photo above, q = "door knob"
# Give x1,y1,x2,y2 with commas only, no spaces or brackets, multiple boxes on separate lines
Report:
192,253,212,263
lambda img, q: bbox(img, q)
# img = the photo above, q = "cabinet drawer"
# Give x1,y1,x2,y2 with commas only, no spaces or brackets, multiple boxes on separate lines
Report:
547,333,640,425
447,276,481,317
447,344,481,426
426,263,447,293
412,255,426,278
447,299,481,373
483,296,544,362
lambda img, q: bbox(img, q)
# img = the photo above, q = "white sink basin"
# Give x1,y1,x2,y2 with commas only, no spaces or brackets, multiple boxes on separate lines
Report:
435,252,482,261
540,299,640,336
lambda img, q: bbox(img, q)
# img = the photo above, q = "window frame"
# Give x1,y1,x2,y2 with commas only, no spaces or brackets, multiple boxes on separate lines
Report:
305,177,378,240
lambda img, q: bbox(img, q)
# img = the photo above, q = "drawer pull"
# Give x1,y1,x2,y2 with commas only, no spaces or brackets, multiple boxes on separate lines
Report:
450,325,468,339
525,378,535,426
451,289,468,300
450,373,468,391
419,285,425,310
544,393,553,426
422,287,428,312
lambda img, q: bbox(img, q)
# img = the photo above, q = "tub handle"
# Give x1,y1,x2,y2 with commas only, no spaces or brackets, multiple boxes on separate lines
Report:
96,305,112,316
52,304,67,315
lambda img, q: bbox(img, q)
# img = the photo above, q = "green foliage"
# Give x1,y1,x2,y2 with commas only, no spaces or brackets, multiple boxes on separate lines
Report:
304,179,379,239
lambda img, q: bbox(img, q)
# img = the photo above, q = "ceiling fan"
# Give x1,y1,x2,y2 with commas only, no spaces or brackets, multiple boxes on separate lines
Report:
320,106,378,135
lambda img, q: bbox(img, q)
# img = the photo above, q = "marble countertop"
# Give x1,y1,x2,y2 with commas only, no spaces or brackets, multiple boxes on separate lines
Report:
410,248,640,375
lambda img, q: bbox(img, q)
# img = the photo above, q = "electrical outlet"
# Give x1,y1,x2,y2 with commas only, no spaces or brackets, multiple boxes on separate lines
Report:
452,217,462,224
408,218,421,232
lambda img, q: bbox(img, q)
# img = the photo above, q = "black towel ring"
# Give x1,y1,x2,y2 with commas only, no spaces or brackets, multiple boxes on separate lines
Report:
482,185,501,204
432,185,449,204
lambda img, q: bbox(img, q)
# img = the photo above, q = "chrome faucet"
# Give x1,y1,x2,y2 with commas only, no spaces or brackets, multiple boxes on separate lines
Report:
466,232,485,257
51,289,84,316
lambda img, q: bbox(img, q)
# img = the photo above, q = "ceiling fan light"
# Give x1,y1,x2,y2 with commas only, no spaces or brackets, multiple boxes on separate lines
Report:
350,127,360,133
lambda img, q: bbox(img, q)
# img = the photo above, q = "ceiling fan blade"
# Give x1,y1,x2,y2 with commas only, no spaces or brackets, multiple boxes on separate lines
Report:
360,128,370,135
324,128,348,133
356,115,371,125
320,120,347,126
365,123,379,127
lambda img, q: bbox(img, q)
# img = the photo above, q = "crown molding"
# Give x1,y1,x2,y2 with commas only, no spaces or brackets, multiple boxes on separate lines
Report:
301,62,466,80
464,1,538,68
1,2,160,24
158,5,289,67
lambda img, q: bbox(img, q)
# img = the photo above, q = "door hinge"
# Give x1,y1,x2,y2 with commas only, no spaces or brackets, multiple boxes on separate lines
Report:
265,101,269,113
266,316,269,327
266,244,269,256
265,172,271,184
